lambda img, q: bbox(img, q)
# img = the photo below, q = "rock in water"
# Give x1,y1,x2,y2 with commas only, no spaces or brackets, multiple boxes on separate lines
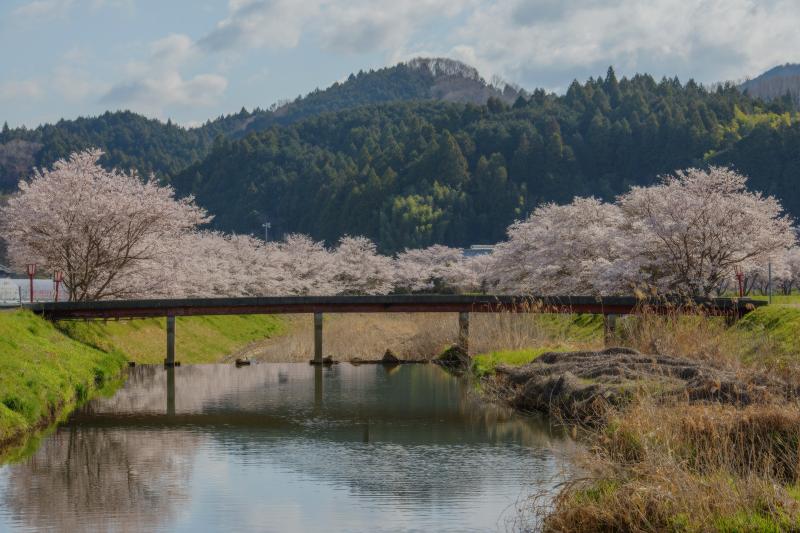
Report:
382,349,400,364
434,345,470,370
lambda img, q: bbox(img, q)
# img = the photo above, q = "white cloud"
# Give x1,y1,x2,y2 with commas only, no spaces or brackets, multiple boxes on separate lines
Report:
101,33,227,114
13,0,75,17
102,72,228,110
12,0,132,18
197,0,470,54
198,0,320,51
0,80,44,101
448,0,800,90
319,0,469,53
53,66,107,102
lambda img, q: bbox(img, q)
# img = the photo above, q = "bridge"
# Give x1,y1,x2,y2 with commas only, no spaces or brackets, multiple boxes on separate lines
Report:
24,295,765,366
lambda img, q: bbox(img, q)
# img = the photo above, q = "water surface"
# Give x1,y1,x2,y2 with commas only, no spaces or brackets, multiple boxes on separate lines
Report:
0,363,568,532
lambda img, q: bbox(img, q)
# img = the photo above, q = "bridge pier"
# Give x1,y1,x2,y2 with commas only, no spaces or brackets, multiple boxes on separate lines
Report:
313,312,323,363
458,311,470,353
165,315,177,367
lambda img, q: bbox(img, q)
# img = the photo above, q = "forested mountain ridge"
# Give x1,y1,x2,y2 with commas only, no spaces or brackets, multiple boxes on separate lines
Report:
2,60,800,255
0,110,246,191
171,68,800,252
741,63,800,107
0,58,517,191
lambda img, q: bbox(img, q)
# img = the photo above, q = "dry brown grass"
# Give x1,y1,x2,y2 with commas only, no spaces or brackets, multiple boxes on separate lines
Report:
236,311,603,362
529,306,800,532
541,400,800,532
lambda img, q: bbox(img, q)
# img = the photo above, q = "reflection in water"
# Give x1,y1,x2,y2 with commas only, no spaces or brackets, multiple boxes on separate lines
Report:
0,364,571,532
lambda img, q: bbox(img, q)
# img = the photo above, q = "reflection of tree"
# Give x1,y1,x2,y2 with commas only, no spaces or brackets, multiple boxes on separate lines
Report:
1,427,202,532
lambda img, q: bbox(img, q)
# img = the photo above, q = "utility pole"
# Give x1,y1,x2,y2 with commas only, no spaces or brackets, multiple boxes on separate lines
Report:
262,221,271,242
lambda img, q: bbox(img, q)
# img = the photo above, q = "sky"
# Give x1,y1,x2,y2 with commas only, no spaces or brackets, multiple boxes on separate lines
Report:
2,0,800,128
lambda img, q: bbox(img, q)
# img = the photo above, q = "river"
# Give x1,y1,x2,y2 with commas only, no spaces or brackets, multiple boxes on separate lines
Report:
0,363,569,532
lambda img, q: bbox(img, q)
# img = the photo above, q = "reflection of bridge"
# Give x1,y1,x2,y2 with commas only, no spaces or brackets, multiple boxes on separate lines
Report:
67,363,551,448
25,295,764,365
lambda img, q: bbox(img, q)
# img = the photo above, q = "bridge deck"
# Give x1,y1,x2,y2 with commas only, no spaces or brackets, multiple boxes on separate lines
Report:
24,294,765,320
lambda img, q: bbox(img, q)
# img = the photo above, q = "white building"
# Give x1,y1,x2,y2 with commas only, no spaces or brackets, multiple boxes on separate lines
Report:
462,245,494,257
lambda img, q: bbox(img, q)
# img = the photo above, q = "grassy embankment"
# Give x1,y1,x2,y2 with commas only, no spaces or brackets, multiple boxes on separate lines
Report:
57,314,285,364
0,310,127,451
471,304,800,531
0,310,285,456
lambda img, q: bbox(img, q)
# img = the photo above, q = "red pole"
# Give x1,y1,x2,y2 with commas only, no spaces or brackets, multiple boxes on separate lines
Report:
53,270,63,303
26,264,36,303
734,266,744,298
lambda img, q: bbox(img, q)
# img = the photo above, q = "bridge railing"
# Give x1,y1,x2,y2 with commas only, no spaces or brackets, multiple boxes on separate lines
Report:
23,294,766,320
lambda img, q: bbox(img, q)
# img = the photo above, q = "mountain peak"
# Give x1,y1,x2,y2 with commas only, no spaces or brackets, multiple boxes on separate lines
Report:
740,63,800,105
405,57,483,82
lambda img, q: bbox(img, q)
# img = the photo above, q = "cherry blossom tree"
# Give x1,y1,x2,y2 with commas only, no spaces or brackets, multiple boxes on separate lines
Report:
740,256,790,296
265,234,340,295
331,236,395,295
165,232,284,297
0,150,209,301
616,167,796,296
462,253,495,293
785,247,800,295
488,197,629,294
394,244,475,293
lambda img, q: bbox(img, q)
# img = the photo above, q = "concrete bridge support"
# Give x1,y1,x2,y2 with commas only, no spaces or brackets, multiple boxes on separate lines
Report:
165,315,176,367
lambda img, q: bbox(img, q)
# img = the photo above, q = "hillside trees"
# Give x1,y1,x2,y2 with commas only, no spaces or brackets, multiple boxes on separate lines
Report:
172,72,798,252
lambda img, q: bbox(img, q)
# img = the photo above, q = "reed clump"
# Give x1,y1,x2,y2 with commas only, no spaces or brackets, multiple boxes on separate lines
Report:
542,400,800,532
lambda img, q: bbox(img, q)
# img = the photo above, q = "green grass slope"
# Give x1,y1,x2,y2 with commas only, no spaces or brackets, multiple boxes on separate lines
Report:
736,305,800,359
0,310,127,445
57,314,286,364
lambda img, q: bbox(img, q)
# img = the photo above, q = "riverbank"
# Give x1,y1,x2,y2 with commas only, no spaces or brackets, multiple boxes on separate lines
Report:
0,310,128,453
0,310,287,458
474,305,800,531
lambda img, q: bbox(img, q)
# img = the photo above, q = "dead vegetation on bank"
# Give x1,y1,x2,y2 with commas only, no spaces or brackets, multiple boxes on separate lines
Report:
511,307,800,532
